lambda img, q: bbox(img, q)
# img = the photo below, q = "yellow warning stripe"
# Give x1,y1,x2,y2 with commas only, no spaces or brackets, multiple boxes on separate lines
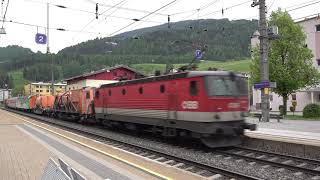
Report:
4,110,173,180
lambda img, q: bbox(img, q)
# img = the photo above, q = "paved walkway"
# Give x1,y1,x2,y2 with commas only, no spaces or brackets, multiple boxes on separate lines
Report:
0,125,54,180
246,117,320,133
245,117,320,146
0,109,159,180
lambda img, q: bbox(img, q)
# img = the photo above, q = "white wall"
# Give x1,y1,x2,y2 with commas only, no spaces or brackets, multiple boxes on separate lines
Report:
252,88,318,112
298,18,320,69
67,79,118,90
0,89,11,102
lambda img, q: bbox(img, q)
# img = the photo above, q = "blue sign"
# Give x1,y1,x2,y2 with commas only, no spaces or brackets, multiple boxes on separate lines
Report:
195,49,202,60
35,33,47,44
254,82,270,89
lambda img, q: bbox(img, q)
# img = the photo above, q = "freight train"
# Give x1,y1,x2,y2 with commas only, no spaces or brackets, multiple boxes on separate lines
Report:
5,71,256,148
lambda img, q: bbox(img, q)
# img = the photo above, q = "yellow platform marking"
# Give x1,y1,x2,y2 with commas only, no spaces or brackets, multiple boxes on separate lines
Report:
4,110,172,180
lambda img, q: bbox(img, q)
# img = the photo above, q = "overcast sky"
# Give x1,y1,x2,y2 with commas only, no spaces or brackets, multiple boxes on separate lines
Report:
0,0,319,53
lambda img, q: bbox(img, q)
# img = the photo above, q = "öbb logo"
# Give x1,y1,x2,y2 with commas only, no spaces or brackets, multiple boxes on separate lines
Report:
182,101,199,109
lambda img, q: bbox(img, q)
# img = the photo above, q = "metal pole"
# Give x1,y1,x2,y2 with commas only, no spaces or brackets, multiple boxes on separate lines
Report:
46,3,54,95
248,76,250,111
259,0,269,122
46,3,49,55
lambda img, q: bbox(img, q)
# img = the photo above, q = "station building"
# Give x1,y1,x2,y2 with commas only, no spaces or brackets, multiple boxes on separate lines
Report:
0,88,11,103
24,82,67,96
65,65,146,90
251,15,320,112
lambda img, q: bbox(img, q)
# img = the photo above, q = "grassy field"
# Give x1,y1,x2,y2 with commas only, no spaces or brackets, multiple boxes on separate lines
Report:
9,70,29,96
132,59,251,74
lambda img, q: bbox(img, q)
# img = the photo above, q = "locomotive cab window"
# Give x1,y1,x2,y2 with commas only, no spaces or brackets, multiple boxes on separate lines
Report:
205,76,248,96
189,81,198,96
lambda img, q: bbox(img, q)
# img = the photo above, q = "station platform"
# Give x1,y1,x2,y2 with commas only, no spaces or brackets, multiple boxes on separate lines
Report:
245,117,320,147
0,109,200,180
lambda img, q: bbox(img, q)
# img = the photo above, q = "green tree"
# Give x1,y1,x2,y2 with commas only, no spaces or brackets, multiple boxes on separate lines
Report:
250,10,319,115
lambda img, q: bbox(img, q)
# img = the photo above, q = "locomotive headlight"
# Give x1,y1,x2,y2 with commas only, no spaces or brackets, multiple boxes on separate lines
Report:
228,102,240,109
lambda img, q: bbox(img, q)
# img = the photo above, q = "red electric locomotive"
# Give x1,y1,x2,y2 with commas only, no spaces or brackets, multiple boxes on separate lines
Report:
94,71,255,148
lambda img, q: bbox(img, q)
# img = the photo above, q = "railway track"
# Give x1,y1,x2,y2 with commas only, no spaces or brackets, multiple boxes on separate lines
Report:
215,147,320,177
5,108,320,180
5,109,258,180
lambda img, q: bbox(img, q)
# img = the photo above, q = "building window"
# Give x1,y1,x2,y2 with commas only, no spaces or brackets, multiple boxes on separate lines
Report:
40,86,42,88
292,94,297,100
46,90,49,92
316,24,320,32
36,90,39,92
40,90,43,92
122,89,126,95
317,59,320,66
160,84,165,93
189,81,198,96
138,87,143,94
86,92,90,99
60,86,62,89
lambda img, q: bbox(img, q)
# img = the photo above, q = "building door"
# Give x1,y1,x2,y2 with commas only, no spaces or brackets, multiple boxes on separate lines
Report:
167,81,178,120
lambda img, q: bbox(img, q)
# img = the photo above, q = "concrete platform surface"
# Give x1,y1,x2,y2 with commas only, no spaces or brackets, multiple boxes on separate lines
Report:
0,124,54,180
245,118,320,147
246,117,320,133
0,109,164,180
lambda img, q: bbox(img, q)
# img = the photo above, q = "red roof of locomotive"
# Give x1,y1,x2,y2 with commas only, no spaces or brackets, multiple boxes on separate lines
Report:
99,71,244,88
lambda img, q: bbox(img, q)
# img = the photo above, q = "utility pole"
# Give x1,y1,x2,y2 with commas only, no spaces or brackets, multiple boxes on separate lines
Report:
47,3,54,95
252,0,269,122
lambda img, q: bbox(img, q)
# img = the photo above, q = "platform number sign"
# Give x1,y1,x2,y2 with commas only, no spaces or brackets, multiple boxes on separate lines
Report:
35,33,47,44
195,49,203,60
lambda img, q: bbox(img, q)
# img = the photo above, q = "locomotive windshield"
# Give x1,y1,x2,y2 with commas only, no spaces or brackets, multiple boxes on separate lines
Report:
205,76,248,96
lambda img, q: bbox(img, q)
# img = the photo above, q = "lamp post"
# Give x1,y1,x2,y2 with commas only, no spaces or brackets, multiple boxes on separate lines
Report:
45,3,54,95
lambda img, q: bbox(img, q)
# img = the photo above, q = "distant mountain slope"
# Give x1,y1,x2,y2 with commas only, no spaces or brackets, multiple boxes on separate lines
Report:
59,18,258,61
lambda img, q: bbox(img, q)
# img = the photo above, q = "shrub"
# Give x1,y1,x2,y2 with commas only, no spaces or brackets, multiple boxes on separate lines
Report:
289,106,295,112
279,105,284,115
303,104,320,118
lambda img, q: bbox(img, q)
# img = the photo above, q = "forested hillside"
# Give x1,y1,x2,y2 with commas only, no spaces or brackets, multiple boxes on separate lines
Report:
0,18,257,95
60,19,258,60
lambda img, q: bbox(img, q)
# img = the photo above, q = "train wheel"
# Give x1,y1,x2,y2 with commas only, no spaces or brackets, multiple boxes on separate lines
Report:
200,135,242,148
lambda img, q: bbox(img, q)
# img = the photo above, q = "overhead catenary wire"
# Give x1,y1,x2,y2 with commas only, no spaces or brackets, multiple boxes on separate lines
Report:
82,0,169,17
108,0,179,37
89,0,128,37
287,0,320,12
171,0,219,16
128,0,182,31
199,0,252,18
293,12,320,21
74,0,127,38
25,0,162,24
0,19,100,34
285,0,319,10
